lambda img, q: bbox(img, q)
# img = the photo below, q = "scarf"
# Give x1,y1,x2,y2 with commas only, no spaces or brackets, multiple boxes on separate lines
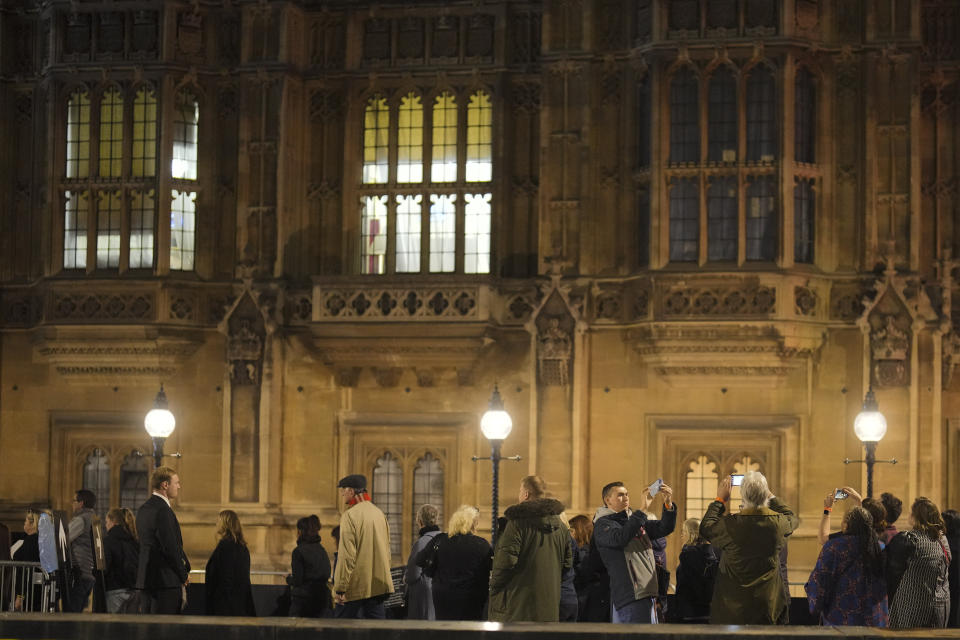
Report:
347,491,371,506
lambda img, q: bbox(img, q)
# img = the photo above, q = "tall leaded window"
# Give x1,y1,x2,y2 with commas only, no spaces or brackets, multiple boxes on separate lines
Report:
412,453,444,539
746,176,777,260
83,448,111,521
119,452,149,513
746,65,777,162
670,68,700,163
794,179,815,264
685,455,719,519
171,89,198,272
794,68,816,164
708,67,738,162
358,88,494,275
670,178,699,262
62,83,160,272
707,177,738,261
373,452,403,558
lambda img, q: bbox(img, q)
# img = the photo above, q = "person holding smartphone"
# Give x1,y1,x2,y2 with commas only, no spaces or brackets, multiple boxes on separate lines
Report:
593,478,676,624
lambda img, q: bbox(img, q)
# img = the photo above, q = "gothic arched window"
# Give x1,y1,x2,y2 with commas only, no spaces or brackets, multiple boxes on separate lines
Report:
66,88,91,179
746,65,777,162
708,67,738,162
685,455,719,518
413,453,444,537
373,452,403,557
171,88,199,272
794,68,816,164
99,86,124,178
670,68,700,163
82,448,110,520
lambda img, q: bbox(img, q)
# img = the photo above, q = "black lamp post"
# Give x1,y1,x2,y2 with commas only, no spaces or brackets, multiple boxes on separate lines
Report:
844,386,897,498
473,385,521,548
144,384,177,468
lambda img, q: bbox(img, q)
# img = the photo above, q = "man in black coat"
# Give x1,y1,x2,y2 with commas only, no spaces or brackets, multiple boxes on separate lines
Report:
136,466,190,614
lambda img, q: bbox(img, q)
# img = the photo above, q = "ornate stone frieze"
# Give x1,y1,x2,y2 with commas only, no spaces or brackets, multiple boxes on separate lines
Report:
794,287,818,316
317,287,480,321
52,292,154,323
34,333,202,382
660,283,776,317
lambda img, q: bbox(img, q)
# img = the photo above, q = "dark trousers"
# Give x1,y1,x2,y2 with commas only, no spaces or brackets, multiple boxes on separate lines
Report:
433,590,485,621
146,587,182,614
334,595,386,619
65,574,96,613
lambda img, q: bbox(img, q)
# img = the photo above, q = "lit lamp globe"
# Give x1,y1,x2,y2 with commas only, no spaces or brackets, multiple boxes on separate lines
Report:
480,386,513,442
144,385,176,439
853,389,887,443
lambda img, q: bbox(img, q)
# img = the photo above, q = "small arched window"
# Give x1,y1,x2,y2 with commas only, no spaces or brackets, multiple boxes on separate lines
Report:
413,453,444,538
685,455,719,519
794,68,816,164
708,67,737,162
396,194,422,273
670,68,700,163
82,448,111,520
729,456,762,508
746,66,777,162
373,452,403,557
96,190,122,268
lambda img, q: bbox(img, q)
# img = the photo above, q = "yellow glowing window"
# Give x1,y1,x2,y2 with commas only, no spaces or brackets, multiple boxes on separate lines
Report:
730,456,761,508
361,195,388,274
363,97,389,184
431,92,457,182
685,455,719,519
63,190,89,269
397,93,423,183
129,189,155,269
429,194,456,273
396,194,422,273
66,89,91,179
172,90,199,180
170,190,196,271
96,190,122,268
464,192,491,274
99,87,123,178
466,91,492,182
132,86,157,178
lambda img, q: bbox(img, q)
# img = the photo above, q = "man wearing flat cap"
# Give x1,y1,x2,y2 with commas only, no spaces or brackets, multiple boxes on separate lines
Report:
333,474,394,618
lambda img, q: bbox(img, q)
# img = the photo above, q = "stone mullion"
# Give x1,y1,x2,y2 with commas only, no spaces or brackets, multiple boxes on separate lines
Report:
782,56,797,269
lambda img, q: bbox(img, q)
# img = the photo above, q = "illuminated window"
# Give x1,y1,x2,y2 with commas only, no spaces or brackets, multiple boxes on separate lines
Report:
96,190,122,268
795,68,816,164
730,456,762,508
397,93,423,183
396,194,422,272
363,96,389,184
132,86,157,178
746,176,777,261
794,179,815,264
412,453,444,539
669,178,699,262
357,88,494,275
746,66,777,162
99,87,123,178
670,68,700,163
172,90,198,180
66,89,91,179
129,189,155,269
707,176,737,261
466,91,492,182
361,195,388,274
432,93,458,182
373,452,403,558
64,190,89,269
170,190,196,271
708,67,737,162
685,455,719,519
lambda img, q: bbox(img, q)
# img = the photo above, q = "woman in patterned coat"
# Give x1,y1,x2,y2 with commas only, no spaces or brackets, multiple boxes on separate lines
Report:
805,506,888,626
886,497,951,629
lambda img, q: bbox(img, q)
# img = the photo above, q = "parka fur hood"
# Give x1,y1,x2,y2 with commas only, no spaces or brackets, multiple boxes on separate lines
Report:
504,497,565,521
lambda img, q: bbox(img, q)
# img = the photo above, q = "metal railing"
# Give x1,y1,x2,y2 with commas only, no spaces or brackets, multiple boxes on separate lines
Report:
0,561,58,613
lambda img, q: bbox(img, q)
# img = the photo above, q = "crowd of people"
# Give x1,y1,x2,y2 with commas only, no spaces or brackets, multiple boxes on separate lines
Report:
2,466,958,629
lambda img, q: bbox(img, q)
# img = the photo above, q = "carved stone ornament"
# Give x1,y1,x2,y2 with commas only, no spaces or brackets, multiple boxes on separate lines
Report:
228,320,264,386
870,313,910,387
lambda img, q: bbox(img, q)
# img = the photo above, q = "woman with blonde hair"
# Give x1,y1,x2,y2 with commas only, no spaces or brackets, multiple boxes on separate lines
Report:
204,509,256,616
416,505,492,620
673,517,718,623
103,507,139,613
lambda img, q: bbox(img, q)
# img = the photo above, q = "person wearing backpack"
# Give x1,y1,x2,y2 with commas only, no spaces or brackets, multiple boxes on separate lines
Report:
404,504,442,620
673,517,718,623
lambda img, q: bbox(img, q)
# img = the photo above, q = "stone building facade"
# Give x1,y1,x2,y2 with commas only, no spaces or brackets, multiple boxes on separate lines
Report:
1,0,959,587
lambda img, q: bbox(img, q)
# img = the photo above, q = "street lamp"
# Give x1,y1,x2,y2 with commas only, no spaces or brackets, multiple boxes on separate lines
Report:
473,385,521,547
144,384,178,468
844,386,897,498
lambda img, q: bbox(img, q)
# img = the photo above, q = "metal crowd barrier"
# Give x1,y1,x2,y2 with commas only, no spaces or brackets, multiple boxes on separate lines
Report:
0,561,57,613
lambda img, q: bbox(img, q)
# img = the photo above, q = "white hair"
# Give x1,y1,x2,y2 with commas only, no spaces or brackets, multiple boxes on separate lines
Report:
740,471,771,509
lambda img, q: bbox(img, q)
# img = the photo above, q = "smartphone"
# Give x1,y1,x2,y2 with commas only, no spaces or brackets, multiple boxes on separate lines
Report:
648,478,663,495
834,489,849,500
731,474,744,487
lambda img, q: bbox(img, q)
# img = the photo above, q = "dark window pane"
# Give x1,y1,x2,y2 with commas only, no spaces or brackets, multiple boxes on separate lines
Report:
83,448,110,521
119,452,149,513
746,176,777,260
670,178,699,261
637,187,650,267
637,75,651,168
670,68,700,163
746,66,777,162
794,179,815,263
794,67,816,163
708,67,738,162
373,452,403,558
707,176,738,260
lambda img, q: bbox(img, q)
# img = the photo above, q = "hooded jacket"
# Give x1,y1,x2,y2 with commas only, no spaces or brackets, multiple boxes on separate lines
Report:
593,504,677,609
488,497,572,622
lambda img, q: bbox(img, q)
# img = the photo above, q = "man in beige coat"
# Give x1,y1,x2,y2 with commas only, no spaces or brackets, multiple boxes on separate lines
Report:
333,474,394,618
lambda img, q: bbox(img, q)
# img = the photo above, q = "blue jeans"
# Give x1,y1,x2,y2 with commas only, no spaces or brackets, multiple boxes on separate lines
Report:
612,597,657,624
334,595,387,619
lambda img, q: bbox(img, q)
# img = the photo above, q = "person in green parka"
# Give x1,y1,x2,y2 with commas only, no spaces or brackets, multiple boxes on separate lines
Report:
488,475,573,622
700,471,799,625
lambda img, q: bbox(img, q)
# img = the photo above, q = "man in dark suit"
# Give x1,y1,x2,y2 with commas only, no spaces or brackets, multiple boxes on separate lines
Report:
136,466,190,614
